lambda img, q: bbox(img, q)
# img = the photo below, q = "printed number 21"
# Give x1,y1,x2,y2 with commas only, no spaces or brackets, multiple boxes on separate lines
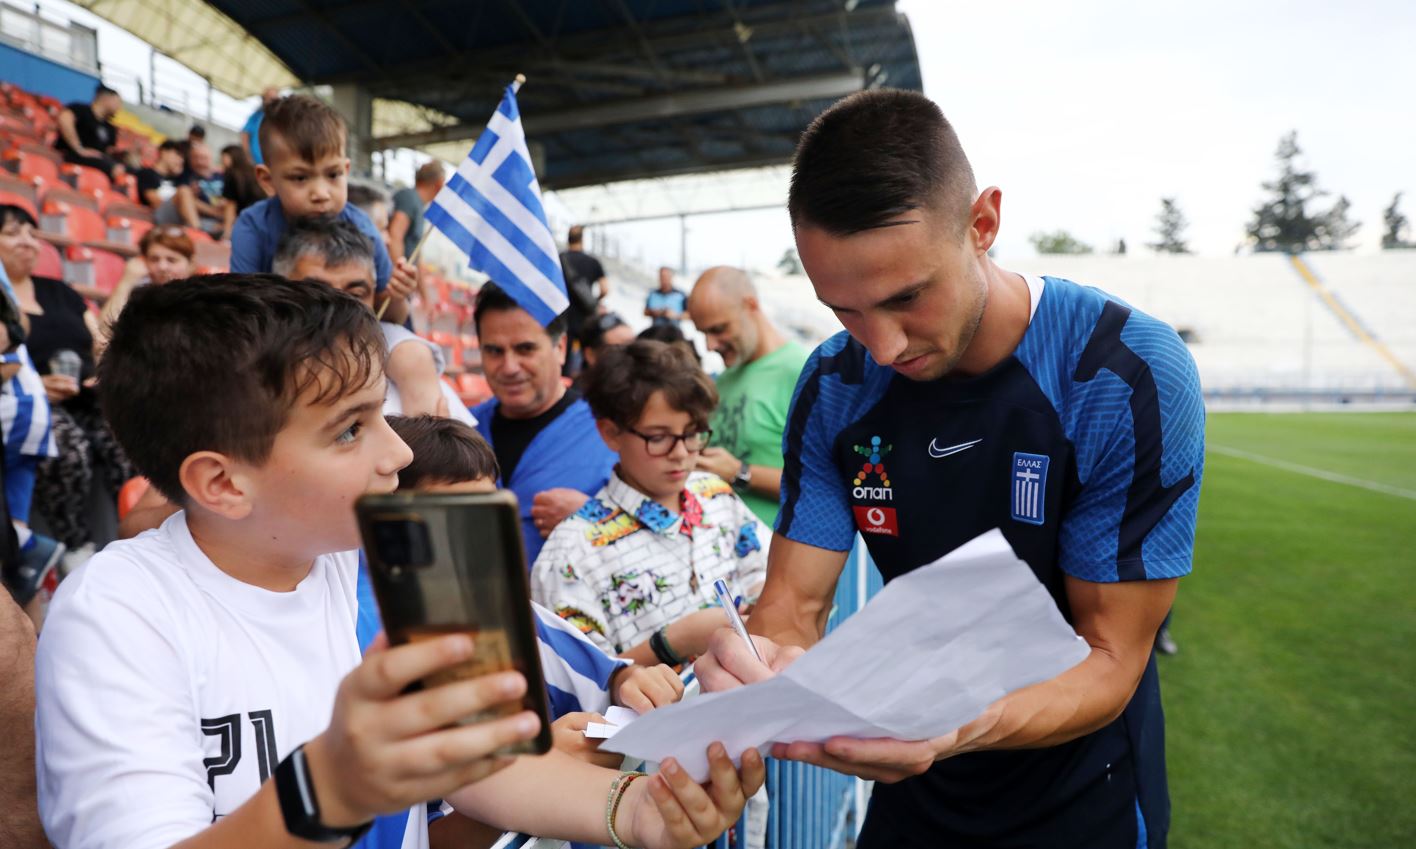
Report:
201,710,278,790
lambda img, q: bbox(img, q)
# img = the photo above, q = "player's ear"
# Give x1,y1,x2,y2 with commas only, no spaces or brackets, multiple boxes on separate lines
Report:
967,186,1003,255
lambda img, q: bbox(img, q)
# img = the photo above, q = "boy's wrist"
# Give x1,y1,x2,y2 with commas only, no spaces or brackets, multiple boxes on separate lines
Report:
300,734,369,829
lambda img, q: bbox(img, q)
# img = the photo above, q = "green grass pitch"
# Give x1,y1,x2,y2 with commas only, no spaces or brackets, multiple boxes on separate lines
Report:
1164,412,1415,847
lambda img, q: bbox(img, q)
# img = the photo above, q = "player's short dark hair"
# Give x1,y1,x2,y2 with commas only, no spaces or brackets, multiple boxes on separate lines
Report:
98,274,385,504
272,215,375,278
387,415,500,489
158,140,182,155
473,281,567,341
94,84,118,99
259,94,346,165
188,124,206,139
789,89,976,236
584,339,716,432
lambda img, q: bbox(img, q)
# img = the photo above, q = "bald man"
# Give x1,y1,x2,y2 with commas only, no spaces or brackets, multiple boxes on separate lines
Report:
688,267,810,524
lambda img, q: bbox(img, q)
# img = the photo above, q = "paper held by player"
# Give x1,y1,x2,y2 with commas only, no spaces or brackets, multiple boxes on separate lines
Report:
600,529,1092,781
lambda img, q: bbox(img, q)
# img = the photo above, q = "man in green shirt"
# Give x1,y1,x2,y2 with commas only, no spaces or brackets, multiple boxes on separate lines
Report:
689,267,810,525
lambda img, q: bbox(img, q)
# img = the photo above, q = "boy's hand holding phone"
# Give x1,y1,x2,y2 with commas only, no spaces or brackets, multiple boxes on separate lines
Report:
612,663,685,713
302,632,542,829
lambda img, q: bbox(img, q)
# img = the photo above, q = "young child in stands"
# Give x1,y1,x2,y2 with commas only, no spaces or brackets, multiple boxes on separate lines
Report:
384,414,683,734
230,93,415,325
531,339,769,664
35,274,760,849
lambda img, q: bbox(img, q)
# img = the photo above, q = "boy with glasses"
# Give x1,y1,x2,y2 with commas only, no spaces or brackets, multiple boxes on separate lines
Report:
531,340,768,665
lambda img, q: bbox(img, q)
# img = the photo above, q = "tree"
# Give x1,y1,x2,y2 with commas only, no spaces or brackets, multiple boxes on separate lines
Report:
1382,192,1412,249
1246,130,1360,253
1148,197,1191,254
777,247,803,275
1029,230,1093,255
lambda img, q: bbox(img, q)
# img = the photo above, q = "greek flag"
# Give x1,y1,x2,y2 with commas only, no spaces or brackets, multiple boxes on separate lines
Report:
424,81,569,325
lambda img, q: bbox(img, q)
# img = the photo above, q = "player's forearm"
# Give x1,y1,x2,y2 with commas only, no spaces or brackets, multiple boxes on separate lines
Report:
949,645,1140,756
445,749,617,843
745,581,829,649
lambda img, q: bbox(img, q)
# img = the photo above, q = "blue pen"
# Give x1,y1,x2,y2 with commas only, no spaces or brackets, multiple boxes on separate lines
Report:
713,578,763,663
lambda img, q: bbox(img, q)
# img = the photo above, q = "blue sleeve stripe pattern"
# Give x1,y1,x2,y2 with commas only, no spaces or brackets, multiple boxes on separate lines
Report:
534,602,625,718
1017,278,1204,582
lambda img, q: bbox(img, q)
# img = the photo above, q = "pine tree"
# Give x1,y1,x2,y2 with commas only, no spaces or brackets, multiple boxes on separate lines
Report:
1245,131,1357,253
1382,192,1411,249
1148,198,1191,254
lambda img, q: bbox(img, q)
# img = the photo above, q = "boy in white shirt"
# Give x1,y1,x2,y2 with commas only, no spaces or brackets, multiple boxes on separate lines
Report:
35,274,761,849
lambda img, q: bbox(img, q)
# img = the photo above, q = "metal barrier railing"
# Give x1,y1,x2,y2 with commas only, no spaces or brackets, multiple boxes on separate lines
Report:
495,537,883,849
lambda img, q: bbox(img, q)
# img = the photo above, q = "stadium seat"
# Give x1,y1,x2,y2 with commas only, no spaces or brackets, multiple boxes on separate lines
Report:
4,149,59,185
454,373,491,407
0,190,37,221
117,477,151,521
34,238,62,279
43,201,106,243
62,162,110,193
64,245,125,295
428,331,462,373
106,216,152,246
40,185,98,212
184,227,214,244
103,199,152,223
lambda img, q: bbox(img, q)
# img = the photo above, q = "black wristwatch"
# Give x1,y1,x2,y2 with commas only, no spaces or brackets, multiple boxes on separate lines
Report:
650,626,685,666
732,460,753,490
274,744,372,844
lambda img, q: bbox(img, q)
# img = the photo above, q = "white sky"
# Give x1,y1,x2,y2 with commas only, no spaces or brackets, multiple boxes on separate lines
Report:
32,0,1414,274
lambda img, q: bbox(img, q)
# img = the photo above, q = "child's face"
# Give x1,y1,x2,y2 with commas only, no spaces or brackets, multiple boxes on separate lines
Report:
257,137,350,219
239,362,412,557
599,390,704,503
290,255,376,310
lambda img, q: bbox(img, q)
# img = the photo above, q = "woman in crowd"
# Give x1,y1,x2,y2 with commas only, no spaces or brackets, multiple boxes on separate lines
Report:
100,226,194,333
579,311,635,371
218,144,267,240
0,205,131,558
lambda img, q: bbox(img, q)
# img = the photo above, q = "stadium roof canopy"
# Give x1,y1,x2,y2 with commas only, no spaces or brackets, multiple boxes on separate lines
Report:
69,0,921,189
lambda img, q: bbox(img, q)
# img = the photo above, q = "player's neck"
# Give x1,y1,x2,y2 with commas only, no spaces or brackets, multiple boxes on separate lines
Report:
951,264,1031,378
185,510,316,593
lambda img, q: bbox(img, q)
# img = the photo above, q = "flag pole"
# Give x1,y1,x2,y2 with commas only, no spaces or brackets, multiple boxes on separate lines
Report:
378,73,527,321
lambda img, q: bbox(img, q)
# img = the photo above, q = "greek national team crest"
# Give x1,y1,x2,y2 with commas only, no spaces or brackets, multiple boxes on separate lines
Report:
1011,452,1050,525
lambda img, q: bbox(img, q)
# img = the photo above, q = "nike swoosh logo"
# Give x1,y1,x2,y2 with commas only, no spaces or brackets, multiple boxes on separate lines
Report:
928,438,983,458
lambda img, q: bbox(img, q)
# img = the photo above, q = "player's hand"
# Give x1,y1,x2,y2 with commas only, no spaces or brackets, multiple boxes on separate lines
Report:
694,447,740,482
388,258,419,302
303,632,541,828
531,487,589,538
612,663,685,713
620,745,765,849
694,628,803,693
550,712,622,769
770,733,954,783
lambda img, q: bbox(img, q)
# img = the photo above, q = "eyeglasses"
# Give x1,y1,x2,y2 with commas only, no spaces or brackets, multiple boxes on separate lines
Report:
626,427,712,457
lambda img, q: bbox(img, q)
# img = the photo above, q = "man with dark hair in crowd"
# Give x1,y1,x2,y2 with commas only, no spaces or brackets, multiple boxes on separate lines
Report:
469,283,616,564
139,141,191,222
53,84,121,178
645,266,688,327
389,160,445,263
698,89,1204,849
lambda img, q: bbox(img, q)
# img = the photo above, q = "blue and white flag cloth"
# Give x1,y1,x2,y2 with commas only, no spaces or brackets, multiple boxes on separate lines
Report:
424,81,569,326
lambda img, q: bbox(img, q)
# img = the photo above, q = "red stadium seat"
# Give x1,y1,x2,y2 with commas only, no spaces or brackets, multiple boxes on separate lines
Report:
43,201,106,243
193,240,230,272
117,477,151,521
34,238,62,278
103,199,153,223
184,227,214,244
106,216,152,247
64,245,125,295
4,149,59,185
0,190,37,221
62,162,110,193
454,373,492,407
40,185,98,212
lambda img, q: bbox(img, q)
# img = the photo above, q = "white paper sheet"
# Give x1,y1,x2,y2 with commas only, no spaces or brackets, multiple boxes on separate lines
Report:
600,529,1091,781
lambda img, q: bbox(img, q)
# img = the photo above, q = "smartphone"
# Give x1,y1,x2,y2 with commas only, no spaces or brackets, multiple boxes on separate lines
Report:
355,490,553,756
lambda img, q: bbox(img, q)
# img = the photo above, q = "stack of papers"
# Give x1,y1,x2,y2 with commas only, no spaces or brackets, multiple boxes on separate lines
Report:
584,706,642,739
601,529,1090,781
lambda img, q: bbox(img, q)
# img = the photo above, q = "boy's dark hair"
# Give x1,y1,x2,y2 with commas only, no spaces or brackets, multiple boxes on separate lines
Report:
583,339,717,432
188,124,206,139
259,94,347,165
94,85,118,99
788,89,976,236
473,281,567,341
157,140,182,155
0,204,37,231
97,274,385,504
273,215,376,278
636,322,701,365
387,415,500,489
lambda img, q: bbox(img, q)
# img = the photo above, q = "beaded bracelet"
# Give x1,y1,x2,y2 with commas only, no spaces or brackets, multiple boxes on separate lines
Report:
606,770,648,849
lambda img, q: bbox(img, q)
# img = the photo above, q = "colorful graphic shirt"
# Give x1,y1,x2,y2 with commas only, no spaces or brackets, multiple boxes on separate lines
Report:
530,470,769,654
710,339,810,524
778,275,1204,849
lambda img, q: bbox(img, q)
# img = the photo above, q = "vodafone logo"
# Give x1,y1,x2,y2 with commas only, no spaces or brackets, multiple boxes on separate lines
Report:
852,505,899,537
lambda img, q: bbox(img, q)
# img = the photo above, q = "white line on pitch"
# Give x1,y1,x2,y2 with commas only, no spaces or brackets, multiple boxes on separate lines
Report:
1208,444,1416,502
